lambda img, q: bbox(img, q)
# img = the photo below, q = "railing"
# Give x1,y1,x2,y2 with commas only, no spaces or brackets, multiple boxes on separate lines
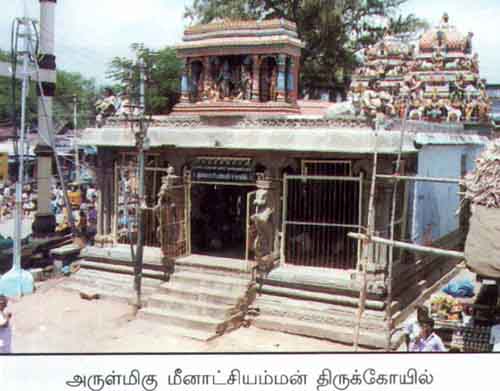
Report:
282,174,363,270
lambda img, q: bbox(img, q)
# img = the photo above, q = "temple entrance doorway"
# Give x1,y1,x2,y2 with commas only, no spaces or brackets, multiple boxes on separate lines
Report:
190,184,256,260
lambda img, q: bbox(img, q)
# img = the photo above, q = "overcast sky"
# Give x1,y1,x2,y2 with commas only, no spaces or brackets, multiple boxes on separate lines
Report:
0,0,499,84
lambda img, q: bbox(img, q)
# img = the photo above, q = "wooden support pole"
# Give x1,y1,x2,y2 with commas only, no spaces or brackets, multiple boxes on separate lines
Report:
376,174,462,184
347,232,465,259
353,123,379,351
385,110,408,351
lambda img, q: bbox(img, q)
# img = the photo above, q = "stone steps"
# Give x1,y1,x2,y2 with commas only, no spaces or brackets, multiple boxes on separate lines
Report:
177,254,254,271
58,280,152,304
141,255,255,340
71,268,163,288
148,294,236,318
171,270,252,291
158,281,249,306
58,265,162,304
139,306,244,337
79,260,166,280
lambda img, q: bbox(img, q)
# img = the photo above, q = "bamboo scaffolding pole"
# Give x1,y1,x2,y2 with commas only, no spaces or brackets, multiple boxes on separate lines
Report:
376,174,462,184
385,108,407,352
353,122,379,351
347,233,465,259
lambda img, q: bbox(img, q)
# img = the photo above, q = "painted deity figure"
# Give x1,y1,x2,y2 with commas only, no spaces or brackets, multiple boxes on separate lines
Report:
251,188,275,265
240,64,253,101
432,51,445,71
463,32,474,54
361,80,386,120
471,53,480,74
217,60,233,100
95,88,118,127
424,91,446,121
437,13,451,30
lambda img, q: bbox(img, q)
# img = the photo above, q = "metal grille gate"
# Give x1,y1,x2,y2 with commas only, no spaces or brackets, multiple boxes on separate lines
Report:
114,155,190,258
282,174,363,270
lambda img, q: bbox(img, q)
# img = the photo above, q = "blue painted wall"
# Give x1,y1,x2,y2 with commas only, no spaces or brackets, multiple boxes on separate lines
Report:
411,144,484,244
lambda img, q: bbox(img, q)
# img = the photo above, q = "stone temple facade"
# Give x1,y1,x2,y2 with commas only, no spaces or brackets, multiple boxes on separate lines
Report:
77,15,492,349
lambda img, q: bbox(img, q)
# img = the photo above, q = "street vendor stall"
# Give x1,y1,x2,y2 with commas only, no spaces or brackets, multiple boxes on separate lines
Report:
429,286,497,352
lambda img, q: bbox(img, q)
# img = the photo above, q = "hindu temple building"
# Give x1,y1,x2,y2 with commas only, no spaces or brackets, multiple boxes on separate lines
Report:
75,15,492,348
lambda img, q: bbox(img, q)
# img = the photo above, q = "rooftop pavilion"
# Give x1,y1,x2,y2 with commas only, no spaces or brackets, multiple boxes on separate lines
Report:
173,19,305,116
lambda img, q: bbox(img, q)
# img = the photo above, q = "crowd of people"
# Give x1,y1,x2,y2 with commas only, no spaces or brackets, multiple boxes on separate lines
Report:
52,182,98,244
0,182,38,221
0,179,98,244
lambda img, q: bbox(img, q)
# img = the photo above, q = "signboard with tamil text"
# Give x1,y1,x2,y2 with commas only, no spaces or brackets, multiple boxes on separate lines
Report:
191,157,256,183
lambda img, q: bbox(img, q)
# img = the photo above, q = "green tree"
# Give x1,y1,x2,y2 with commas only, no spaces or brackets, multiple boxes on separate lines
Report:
0,49,12,125
0,48,96,132
53,70,97,130
107,44,182,114
185,0,426,98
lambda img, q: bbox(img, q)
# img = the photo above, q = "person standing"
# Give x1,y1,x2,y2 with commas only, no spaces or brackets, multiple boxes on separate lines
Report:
404,305,430,351
0,295,12,354
410,318,447,352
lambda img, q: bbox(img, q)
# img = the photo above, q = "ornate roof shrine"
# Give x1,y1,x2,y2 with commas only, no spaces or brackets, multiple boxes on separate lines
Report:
173,19,305,116
178,19,304,55
350,13,490,124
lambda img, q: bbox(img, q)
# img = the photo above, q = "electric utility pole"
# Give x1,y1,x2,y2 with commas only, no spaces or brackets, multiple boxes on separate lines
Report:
133,56,148,309
73,95,80,184
0,12,35,297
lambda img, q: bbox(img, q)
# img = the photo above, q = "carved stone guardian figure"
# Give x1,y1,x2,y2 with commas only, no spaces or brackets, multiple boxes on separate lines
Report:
154,166,184,274
251,179,278,271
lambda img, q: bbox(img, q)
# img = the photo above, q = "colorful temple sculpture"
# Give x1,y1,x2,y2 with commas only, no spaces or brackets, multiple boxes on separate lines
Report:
351,13,490,123
174,19,304,115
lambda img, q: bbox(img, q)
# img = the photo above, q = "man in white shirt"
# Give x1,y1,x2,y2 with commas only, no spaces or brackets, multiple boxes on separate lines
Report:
410,318,447,352
404,305,429,351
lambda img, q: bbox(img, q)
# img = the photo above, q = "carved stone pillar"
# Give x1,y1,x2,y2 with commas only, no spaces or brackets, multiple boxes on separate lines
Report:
180,58,190,103
287,56,299,104
276,54,287,102
203,56,211,89
251,55,261,102
288,56,300,104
